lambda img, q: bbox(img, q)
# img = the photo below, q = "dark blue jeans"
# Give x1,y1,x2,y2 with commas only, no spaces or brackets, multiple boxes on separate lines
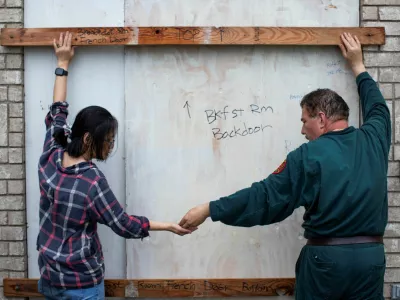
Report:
38,278,105,300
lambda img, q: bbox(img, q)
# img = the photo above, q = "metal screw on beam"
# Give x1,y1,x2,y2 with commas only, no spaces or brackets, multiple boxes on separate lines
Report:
275,288,290,296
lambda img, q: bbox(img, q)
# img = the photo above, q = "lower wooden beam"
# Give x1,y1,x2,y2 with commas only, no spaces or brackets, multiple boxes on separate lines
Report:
4,278,295,298
0,26,385,46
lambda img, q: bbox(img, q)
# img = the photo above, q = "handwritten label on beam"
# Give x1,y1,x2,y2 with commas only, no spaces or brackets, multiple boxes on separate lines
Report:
76,27,133,45
133,279,294,297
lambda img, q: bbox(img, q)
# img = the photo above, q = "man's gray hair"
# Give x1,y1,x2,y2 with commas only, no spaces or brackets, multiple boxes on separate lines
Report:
300,89,349,121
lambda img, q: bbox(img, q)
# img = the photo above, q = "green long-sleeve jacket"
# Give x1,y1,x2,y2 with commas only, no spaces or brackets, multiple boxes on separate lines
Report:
209,72,391,238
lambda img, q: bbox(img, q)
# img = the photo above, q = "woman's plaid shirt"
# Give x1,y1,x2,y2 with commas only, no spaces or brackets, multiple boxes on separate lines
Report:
37,101,150,289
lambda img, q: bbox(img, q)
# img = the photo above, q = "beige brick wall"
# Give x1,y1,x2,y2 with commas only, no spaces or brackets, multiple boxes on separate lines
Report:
0,0,26,299
361,0,400,298
0,0,399,299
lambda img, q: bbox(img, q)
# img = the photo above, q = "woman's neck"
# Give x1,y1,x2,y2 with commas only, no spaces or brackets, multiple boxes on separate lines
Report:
62,151,88,168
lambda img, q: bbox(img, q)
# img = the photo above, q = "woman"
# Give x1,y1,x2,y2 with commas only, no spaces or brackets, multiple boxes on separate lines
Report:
37,32,196,300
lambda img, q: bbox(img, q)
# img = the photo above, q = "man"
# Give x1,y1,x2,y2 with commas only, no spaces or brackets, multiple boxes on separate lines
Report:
179,32,390,299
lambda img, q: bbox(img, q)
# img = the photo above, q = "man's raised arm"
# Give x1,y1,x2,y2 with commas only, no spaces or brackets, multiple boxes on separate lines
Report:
339,32,391,150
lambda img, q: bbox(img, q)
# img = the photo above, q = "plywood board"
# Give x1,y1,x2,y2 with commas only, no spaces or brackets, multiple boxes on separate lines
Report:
22,2,363,300
24,0,127,280
124,4,360,300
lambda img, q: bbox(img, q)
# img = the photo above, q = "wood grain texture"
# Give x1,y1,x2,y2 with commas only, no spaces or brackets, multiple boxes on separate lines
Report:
4,278,295,297
0,26,385,46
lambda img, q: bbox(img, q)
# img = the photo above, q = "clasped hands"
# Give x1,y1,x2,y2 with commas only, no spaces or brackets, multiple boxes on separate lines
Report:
169,202,211,236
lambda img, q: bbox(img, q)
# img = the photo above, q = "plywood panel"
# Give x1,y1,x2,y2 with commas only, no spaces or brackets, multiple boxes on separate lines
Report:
124,45,359,275
124,1,359,299
23,1,362,299
125,0,359,27
24,0,127,280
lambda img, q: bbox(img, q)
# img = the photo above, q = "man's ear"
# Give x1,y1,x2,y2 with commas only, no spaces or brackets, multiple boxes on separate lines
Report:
318,111,327,128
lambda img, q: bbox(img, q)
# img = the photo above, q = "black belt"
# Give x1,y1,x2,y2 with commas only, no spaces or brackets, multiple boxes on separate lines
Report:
306,236,383,246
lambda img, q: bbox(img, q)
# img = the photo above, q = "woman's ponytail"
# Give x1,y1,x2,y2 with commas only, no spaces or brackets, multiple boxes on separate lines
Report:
53,123,72,148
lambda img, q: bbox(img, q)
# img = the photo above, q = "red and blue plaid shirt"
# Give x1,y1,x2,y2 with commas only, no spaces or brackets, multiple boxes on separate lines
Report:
37,101,150,289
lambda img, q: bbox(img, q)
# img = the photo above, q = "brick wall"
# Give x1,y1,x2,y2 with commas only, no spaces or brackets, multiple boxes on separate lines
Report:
0,0,399,299
0,0,26,299
361,0,400,298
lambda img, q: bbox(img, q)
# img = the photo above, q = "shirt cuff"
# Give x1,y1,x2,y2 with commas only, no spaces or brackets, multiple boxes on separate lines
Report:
49,101,69,117
356,71,372,85
140,216,150,238
209,200,221,222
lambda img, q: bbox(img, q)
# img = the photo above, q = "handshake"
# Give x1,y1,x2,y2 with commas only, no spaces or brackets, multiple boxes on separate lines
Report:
155,202,211,236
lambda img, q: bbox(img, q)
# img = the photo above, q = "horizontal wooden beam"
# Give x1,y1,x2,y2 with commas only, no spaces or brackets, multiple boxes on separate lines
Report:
4,278,295,298
0,26,385,46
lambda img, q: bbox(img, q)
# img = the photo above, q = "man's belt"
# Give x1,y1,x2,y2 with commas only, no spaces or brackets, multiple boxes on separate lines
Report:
306,235,383,246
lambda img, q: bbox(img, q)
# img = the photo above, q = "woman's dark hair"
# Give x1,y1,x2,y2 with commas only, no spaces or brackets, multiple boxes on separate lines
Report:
53,106,118,161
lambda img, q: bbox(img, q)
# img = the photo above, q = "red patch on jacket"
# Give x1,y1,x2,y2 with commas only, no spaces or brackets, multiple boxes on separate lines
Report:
273,160,286,174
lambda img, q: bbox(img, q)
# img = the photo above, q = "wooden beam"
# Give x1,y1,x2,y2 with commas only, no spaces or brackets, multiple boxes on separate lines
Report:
4,278,295,298
0,26,385,46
